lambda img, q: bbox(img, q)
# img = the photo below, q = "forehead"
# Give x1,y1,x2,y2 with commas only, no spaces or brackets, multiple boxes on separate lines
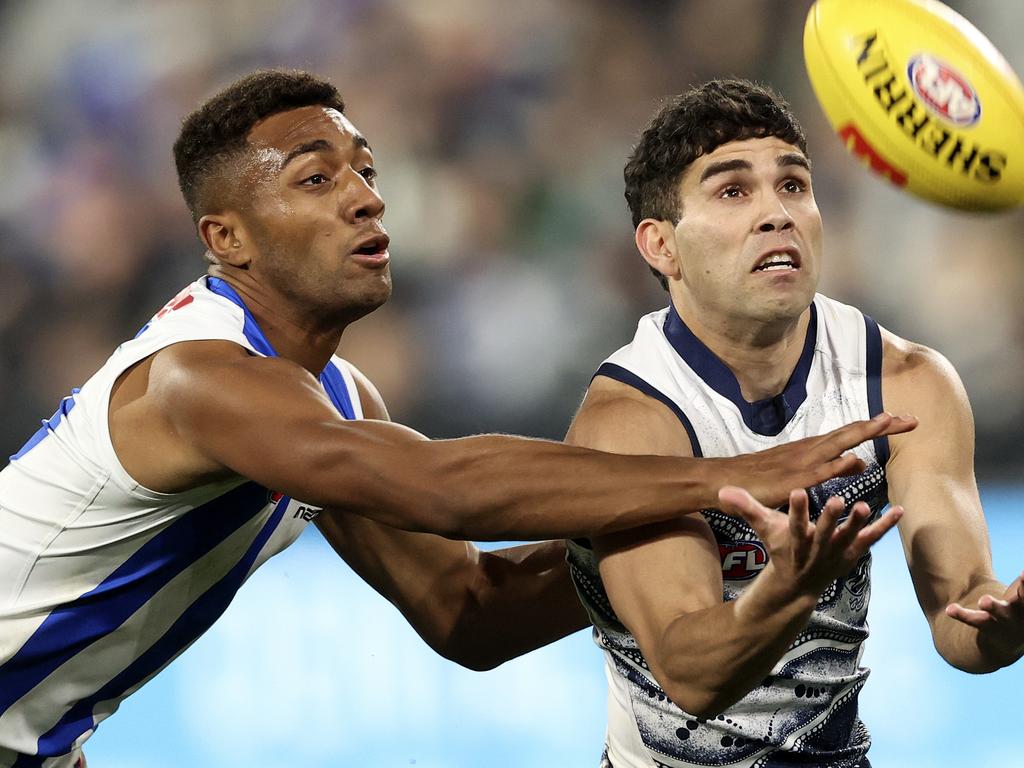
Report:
684,136,806,183
246,105,362,155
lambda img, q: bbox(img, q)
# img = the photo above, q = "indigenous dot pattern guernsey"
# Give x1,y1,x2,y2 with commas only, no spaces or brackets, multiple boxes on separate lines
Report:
567,295,888,768
0,277,364,767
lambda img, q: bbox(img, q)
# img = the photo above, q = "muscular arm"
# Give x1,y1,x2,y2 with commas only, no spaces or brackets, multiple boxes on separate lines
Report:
576,377,901,717
111,340,905,542
883,332,1024,672
315,366,587,671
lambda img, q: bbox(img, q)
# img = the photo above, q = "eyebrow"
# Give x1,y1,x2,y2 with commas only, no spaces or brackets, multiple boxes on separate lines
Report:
281,135,372,168
699,152,812,184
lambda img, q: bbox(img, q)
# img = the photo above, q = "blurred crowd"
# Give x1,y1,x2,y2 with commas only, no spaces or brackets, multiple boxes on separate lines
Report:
1,0,1022,475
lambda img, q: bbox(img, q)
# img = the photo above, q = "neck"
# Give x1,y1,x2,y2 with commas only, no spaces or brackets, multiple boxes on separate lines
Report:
672,295,811,403
208,268,348,375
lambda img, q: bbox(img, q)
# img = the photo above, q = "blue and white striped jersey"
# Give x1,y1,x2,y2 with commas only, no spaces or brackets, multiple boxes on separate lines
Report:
0,277,363,767
568,294,889,768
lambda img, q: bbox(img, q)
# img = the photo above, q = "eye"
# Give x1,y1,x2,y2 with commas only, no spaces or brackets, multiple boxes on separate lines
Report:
359,166,378,183
301,173,331,186
720,185,744,199
781,178,807,194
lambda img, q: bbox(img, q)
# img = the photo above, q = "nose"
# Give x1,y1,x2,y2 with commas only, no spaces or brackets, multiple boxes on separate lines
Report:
342,171,385,223
755,192,795,233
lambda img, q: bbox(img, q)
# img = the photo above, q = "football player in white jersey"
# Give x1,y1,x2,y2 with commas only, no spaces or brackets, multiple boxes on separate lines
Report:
0,71,913,768
565,79,1024,767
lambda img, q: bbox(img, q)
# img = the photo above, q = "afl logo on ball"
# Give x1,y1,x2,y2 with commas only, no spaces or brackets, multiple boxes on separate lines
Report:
719,542,768,580
907,54,981,126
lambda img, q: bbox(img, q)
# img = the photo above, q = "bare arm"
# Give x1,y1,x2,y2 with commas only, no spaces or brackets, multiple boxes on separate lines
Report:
883,333,1024,672
315,365,587,671
116,339,911,541
575,377,904,717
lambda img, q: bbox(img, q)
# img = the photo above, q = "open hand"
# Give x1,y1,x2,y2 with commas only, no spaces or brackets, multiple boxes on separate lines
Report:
714,413,917,510
717,486,904,597
946,571,1024,661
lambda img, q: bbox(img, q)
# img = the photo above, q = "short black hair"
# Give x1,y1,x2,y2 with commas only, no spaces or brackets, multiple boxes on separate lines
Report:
173,69,346,222
624,79,807,290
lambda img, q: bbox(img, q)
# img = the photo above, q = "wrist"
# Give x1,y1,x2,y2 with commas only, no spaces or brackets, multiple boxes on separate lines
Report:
736,563,819,624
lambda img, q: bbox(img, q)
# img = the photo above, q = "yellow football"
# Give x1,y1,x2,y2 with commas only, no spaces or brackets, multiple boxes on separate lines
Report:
804,0,1024,210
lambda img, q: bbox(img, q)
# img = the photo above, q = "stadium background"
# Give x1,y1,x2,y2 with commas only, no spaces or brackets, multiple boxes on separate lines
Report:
0,0,1021,765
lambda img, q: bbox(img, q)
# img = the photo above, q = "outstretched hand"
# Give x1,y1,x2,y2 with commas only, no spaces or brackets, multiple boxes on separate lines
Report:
715,413,917,510
945,571,1024,661
717,486,903,597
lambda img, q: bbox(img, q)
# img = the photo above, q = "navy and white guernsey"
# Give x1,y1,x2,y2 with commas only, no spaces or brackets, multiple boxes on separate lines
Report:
0,277,364,767
567,294,889,768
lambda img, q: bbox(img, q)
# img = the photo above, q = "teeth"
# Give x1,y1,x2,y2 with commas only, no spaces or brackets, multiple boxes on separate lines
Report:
757,252,796,270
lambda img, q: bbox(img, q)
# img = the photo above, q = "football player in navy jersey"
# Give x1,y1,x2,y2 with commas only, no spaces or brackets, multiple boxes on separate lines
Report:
0,70,913,767
565,79,1023,767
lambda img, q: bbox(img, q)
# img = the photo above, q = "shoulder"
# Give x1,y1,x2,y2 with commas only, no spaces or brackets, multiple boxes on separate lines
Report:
880,327,965,400
567,374,693,457
879,327,973,463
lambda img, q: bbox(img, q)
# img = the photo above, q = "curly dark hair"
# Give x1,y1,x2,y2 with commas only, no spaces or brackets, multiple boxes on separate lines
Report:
624,79,807,290
173,69,346,222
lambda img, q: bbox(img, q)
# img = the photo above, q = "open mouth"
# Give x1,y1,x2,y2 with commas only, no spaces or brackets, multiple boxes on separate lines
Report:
752,249,800,273
351,234,390,256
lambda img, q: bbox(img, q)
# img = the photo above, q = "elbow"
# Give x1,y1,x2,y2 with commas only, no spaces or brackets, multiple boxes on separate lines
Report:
656,663,738,719
661,681,729,720
436,642,505,672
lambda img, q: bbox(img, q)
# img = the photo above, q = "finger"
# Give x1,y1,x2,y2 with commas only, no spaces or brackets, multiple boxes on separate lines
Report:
812,496,844,548
718,486,773,539
872,414,918,437
789,488,812,564
946,602,995,627
834,501,872,544
820,415,892,456
818,414,918,459
811,453,866,484
1009,571,1024,604
976,593,1017,622
847,506,903,556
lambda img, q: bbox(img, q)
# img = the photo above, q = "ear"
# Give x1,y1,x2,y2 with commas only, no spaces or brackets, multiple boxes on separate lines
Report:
198,213,250,267
635,218,681,281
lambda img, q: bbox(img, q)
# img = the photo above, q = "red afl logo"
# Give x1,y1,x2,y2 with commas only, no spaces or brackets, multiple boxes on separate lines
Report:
907,54,981,126
268,491,285,504
719,541,768,580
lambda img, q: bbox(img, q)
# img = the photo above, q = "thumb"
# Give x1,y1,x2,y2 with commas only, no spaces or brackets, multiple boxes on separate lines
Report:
718,486,772,537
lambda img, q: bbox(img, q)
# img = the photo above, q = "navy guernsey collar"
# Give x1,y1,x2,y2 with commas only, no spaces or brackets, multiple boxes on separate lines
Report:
662,301,818,436
205,277,356,420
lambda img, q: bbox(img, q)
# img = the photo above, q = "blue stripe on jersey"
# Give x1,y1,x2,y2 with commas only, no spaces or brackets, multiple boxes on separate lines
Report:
319,362,356,420
205,277,279,357
10,389,81,462
21,496,289,763
205,277,357,421
594,362,703,457
662,302,818,437
0,483,269,724
863,314,889,467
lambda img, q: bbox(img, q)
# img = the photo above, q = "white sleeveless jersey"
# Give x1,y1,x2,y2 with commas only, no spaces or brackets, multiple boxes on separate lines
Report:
568,295,889,768
0,277,364,767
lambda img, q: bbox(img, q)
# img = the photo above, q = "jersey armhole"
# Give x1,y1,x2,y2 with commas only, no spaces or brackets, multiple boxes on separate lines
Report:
594,362,703,457
862,314,890,467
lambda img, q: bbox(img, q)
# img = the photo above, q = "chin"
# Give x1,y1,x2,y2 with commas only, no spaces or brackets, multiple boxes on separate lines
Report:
342,277,392,319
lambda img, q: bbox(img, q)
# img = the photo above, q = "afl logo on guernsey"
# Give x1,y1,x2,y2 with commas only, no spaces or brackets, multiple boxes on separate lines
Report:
907,54,981,126
719,541,768,580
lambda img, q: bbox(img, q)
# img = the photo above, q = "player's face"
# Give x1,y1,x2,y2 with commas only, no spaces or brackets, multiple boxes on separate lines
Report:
240,105,390,320
672,136,822,328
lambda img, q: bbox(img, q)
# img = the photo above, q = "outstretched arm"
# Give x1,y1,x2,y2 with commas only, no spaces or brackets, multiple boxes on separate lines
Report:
315,365,587,671
126,340,912,542
883,334,1024,672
